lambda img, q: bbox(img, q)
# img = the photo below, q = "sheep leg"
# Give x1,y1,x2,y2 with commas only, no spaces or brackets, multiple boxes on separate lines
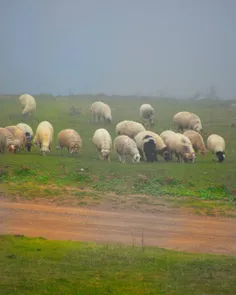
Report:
138,148,144,161
120,155,126,163
118,154,123,163
212,153,216,162
122,156,127,163
175,153,181,163
150,118,154,128
169,151,174,161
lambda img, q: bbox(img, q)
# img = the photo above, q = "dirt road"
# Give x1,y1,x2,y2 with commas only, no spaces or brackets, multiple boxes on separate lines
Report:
1,198,236,255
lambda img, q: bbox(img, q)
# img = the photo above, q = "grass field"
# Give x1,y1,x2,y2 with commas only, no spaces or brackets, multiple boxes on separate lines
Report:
1,234,236,295
0,94,236,214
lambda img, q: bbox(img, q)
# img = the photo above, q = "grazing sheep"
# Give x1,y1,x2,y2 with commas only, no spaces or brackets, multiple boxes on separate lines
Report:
114,135,141,163
173,111,202,133
92,128,112,161
141,135,157,162
0,131,6,154
116,120,146,139
140,104,154,127
164,132,196,163
16,123,34,137
183,130,207,156
57,129,82,156
160,130,177,160
34,121,54,156
0,127,15,151
17,123,34,152
160,130,176,142
135,130,171,161
207,134,225,163
19,94,36,116
90,101,112,124
5,125,26,152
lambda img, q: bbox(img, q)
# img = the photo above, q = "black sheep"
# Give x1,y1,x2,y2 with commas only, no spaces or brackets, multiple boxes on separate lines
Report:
142,135,157,163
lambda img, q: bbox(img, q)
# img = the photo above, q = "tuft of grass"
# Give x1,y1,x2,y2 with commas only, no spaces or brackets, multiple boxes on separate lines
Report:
1,235,236,295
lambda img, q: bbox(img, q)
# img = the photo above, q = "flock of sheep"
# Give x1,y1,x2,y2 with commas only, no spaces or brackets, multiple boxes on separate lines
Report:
0,94,226,164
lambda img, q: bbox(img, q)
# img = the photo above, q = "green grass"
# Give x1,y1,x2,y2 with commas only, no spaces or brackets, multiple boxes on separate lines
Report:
1,95,236,213
1,235,236,295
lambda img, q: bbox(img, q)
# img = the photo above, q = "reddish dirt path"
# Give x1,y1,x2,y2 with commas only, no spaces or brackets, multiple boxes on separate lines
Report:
1,198,236,255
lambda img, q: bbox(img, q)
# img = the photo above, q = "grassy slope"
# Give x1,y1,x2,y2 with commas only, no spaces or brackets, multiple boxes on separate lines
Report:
0,95,236,212
1,235,236,295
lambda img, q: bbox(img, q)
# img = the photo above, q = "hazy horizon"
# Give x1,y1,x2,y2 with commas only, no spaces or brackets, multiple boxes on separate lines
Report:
1,0,236,98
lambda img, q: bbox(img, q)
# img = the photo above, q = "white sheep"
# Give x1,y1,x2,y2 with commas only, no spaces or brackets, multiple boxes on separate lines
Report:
163,132,196,163
0,130,6,154
34,121,54,156
160,130,176,142
173,111,202,133
16,123,34,152
57,129,82,156
135,130,171,161
0,127,14,151
92,128,112,161
90,101,112,124
19,94,36,116
114,135,141,163
116,120,146,139
207,134,225,163
140,104,154,127
183,130,207,156
5,125,26,152
159,130,176,160
16,123,34,137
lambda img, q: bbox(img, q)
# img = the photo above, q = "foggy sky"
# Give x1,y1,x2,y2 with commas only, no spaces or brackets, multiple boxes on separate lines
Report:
1,0,236,98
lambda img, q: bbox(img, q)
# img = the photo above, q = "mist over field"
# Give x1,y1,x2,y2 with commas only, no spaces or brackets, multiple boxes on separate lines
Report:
1,3,236,294
1,0,236,99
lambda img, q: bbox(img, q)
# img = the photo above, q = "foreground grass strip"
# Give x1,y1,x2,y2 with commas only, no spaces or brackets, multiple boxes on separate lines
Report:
1,235,236,295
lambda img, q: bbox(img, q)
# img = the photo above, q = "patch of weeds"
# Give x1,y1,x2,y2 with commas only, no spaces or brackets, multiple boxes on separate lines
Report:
43,188,56,196
132,176,236,205
93,178,128,194
163,177,182,186
56,171,92,185
197,185,234,200
0,169,8,181
76,172,92,183
161,185,198,197
73,191,88,197
35,174,49,184
14,166,36,177
188,181,196,187
132,176,187,197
